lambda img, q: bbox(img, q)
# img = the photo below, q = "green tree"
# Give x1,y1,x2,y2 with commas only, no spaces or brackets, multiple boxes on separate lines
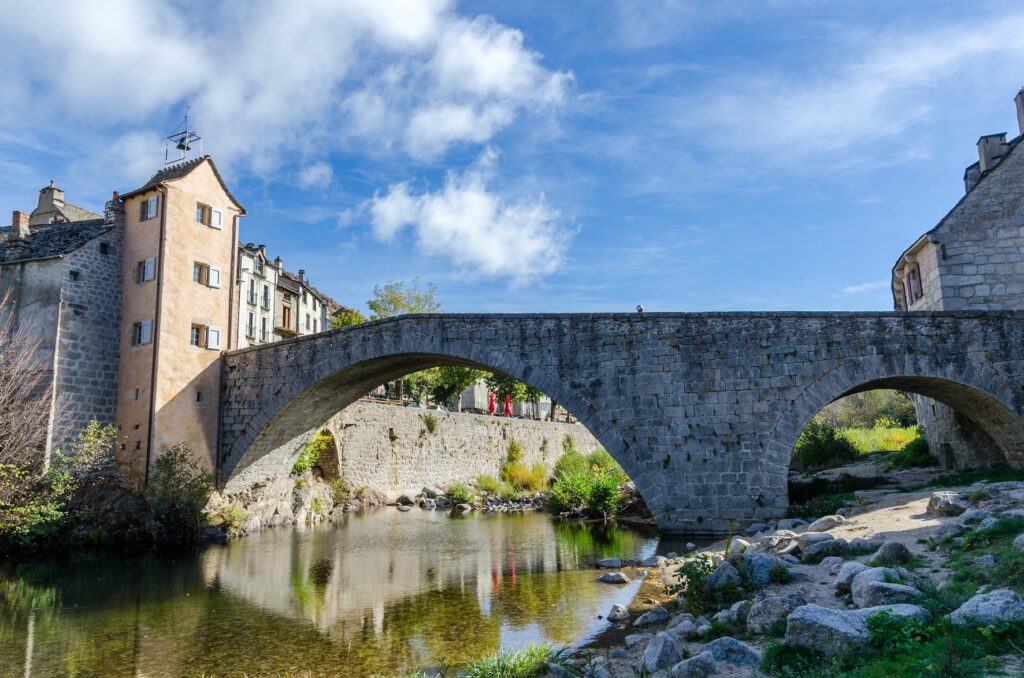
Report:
430,366,487,410
330,308,367,329
366,279,440,401
524,385,544,420
402,369,440,404
367,279,440,319
485,374,528,404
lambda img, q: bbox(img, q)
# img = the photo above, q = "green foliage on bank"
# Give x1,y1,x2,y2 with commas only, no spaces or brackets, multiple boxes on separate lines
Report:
763,516,1024,677
548,448,627,518
0,420,213,550
792,419,860,470
292,431,333,475
460,644,570,678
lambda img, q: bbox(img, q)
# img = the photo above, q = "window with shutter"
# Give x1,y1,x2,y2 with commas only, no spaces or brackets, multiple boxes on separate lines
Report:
209,266,221,288
140,320,153,345
211,209,223,229
144,257,156,282
207,327,221,350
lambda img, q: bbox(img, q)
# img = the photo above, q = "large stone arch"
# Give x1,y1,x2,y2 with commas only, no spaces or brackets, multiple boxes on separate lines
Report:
766,353,1024,473
220,338,633,495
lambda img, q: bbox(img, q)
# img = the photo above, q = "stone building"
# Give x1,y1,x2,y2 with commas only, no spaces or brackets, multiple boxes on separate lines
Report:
2,152,345,473
892,88,1024,467
0,197,122,459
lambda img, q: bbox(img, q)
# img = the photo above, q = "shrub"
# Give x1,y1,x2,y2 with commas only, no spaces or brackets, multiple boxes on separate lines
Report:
785,492,853,519
420,412,438,434
205,505,247,535
328,478,350,505
476,474,504,495
562,434,578,456
503,461,548,492
792,419,859,470
881,436,935,470
548,470,592,513
292,431,332,476
586,472,621,518
445,482,475,504
553,450,588,478
310,495,330,516
667,555,741,613
146,443,213,541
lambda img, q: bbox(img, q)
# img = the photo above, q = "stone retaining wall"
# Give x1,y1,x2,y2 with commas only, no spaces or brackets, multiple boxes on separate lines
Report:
324,401,601,499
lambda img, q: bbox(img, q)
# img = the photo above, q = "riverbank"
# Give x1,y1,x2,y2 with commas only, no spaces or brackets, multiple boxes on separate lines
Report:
561,461,1024,677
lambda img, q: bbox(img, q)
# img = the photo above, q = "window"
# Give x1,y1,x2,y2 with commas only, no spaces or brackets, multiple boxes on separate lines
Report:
211,208,223,229
262,284,270,309
302,291,308,305
247,312,256,338
136,257,156,283
208,266,221,288
190,324,204,347
905,263,924,304
305,313,311,330
196,391,203,403
99,242,110,255
313,318,318,333
313,298,318,312
140,196,158,221
282,306,291,329
135,440,141,451
261,317,268,341
132,320,153,346
193,262,209,285
70,271,80,281
207,326,221,349
195,203,211,226
247,279,257,304
254,258,265,276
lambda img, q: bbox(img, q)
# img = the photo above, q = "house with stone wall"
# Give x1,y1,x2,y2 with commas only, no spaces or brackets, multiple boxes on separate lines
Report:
892,88,1024,467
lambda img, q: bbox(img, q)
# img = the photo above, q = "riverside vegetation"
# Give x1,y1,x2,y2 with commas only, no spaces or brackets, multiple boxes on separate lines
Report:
0,421,213,550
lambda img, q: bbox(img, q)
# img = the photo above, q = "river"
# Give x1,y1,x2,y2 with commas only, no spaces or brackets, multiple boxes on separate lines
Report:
0,509,664,676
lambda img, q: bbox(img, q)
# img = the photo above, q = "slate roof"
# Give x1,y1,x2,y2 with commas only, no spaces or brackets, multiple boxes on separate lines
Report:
0,219,110,263
120,155,246,213
57,202,102,222
278,268,343,310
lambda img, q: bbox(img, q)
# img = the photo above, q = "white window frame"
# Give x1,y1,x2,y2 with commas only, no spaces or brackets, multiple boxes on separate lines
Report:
132,320,153,346
208,266,221,288
206,326,221,350
140,195,158,221
211,208,223,229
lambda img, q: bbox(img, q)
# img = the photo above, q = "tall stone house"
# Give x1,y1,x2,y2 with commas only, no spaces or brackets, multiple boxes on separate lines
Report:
1,155,342,474
891,88,1024,468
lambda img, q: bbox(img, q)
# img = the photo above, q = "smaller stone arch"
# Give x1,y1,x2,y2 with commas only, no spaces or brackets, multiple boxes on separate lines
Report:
767,354,1024,473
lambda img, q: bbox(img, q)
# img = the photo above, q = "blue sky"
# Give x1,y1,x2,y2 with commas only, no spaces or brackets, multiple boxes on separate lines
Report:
3,0,1024,314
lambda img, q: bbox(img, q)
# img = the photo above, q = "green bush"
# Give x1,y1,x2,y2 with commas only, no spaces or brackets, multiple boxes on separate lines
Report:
792,419,859,470
586,472,621,517
328,478,350,506
420,412,438,434
881,436,935,469
548,470,593,514
785,492,853,519
667,554,742,613
146,443,213,541
310,495,330,516
476,474,504,495
292,431,332,476
553,450,588,478
445,482,475,504
562,434,578,456
205,505,247,535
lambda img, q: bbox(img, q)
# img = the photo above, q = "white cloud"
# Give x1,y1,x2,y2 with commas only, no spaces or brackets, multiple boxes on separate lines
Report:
369,149,570,285
841,281,888,294
298,162,333,189
678,14,1024,168
0,0,570,182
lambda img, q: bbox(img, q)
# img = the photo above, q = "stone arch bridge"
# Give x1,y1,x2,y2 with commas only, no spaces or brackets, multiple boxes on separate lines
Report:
219,312,1024,534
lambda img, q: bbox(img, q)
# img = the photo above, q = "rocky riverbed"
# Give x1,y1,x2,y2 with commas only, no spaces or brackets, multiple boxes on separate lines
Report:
558,466,1024,677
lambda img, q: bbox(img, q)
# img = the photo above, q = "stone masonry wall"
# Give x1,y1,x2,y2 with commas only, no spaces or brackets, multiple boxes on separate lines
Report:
51,207,123,450
222,312,1024,534
324,401,601,500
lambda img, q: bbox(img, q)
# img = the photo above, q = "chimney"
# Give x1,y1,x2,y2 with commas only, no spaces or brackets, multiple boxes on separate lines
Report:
11,210,30,236
298,269,305,282
103,192,125,225
978,133,1009,173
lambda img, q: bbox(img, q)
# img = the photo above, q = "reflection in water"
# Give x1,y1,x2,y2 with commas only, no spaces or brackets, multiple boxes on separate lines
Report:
0,510,658,676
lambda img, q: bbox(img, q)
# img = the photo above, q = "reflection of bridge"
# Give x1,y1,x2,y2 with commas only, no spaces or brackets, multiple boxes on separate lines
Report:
220,312,1024,533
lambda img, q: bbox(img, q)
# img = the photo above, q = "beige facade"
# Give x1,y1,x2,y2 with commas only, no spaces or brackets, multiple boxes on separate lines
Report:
117,157,243,473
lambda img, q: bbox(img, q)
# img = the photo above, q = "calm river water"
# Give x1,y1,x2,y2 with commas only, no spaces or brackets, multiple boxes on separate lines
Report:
0,509,662,677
